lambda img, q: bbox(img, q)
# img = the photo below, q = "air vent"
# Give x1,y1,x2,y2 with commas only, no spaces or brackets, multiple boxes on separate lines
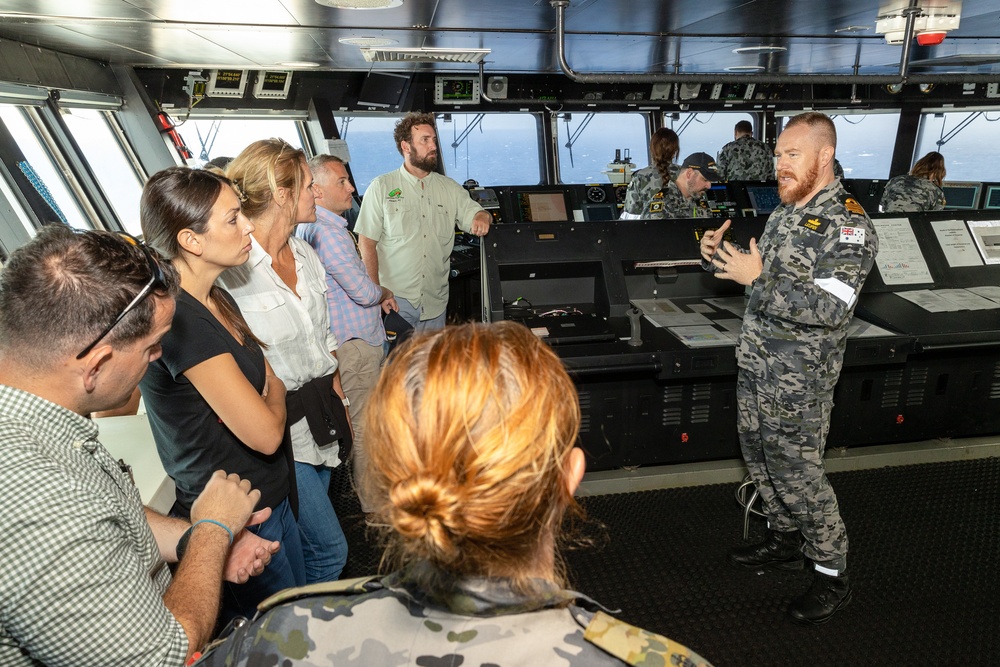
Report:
360,47,490,64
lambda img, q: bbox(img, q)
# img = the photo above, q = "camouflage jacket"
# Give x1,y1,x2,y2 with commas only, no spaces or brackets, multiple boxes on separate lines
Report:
717,136,774,182
194,565,715,667
622,163,679,215
643,179,714,220
879,174,946,213
737,180,878,386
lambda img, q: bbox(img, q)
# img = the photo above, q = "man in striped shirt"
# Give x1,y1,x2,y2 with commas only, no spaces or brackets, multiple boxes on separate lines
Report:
297,155,397,513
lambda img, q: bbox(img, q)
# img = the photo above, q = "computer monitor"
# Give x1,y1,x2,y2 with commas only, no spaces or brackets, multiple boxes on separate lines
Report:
517,191,569,222
982,184,1000,210
357,72,410,109
941,182,982,210
746,185,781,215
582,202,617,221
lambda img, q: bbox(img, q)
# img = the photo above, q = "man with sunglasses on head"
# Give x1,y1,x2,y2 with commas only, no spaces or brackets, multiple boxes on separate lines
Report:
0,225,279,666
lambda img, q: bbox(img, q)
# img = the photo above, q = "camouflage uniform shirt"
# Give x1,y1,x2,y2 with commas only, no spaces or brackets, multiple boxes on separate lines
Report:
622,163,679,216
879,174,946,213
717,135,774,181
739,179,878,383
643,178,714,220
196,563,715,667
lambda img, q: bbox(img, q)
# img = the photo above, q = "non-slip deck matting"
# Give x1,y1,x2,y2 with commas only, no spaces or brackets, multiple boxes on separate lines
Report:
331,456,1000,666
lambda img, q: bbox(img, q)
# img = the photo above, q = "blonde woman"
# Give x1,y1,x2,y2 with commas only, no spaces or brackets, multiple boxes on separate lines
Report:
220,139,348,584
197,322,714,666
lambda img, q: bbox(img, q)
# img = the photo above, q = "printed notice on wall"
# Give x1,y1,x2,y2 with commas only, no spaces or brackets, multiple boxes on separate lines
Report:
966,220,1000,265
871,217,934,285
930,220,984,268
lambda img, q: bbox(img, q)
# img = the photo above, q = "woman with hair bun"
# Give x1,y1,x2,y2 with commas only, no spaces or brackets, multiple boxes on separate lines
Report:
196,322,714,667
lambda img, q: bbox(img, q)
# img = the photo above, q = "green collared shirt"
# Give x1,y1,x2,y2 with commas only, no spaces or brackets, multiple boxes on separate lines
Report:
355,165,485,320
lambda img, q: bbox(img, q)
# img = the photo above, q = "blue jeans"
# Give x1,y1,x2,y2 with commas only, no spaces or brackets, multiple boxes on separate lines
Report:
220,498,306,625
294,461,348,583
396,296,446,332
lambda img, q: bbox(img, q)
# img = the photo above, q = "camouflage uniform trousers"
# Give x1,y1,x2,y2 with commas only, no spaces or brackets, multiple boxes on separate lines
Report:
736,361,848,572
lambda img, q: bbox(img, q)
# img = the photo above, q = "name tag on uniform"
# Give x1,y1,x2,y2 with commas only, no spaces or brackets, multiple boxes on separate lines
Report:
840,227,866,245
799,217,829,233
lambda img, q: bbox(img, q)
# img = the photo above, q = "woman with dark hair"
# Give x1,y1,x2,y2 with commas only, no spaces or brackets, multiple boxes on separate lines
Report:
880,151,947,212
621,127,680,218
139,166,303,622
220,138,350,586
195,322,715,666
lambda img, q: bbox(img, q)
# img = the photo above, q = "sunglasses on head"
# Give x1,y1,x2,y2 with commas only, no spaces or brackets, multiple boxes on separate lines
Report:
76,232,168,360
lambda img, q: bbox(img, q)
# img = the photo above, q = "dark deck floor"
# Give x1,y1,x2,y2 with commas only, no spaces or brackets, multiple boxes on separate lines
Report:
331,456,1000,666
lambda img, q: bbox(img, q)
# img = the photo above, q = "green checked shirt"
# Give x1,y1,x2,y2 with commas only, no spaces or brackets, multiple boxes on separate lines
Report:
0,385,188,666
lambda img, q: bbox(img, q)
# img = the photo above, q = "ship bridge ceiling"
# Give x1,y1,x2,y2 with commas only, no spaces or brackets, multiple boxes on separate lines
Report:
0,0,997,77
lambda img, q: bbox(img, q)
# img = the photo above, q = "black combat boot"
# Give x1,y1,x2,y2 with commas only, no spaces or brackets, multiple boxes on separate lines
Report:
728,529,805,570
788,570,852,625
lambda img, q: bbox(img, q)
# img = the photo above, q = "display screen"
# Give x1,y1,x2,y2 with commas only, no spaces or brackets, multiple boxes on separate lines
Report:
212,70,244,90
942,183,981,210
746,185,781,215
518,192,569,222
582,203,617,221
260,71,289,92
441,78,475,100
985,185,1000,210
357,72,409,108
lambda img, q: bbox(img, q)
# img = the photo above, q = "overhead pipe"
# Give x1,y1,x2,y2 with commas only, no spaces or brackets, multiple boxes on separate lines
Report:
550,0,1000,85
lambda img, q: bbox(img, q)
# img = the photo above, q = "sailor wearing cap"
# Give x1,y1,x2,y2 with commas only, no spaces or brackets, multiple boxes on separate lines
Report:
637,152,720,220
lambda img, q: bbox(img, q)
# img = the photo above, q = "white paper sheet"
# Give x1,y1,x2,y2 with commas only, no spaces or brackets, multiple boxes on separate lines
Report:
930,220,984,268
668,325,737,348
872,217,934,285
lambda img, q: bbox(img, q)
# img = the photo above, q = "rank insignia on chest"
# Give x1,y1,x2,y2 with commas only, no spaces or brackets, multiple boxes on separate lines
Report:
799,216,830,233
652,191,665,200
843,197,866,216
650,201,664,213
840,226,866,245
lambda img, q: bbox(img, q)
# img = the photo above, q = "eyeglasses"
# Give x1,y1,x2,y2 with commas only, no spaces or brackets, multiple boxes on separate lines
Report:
76,233,168,360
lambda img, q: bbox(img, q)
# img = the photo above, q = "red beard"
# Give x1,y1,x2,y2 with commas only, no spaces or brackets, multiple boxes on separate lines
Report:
778,160,819,204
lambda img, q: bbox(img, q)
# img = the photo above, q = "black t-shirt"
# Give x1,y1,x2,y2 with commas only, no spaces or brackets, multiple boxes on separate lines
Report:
140,289,289,516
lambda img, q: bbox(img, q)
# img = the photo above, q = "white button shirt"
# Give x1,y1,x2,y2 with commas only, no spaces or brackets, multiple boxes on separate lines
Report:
220,235,341,467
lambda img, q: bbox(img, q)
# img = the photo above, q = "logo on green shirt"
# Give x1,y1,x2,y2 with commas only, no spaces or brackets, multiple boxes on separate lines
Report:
388,188,403,200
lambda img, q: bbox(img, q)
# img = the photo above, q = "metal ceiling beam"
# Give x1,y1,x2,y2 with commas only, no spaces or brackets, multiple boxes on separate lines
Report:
550,0,1000,85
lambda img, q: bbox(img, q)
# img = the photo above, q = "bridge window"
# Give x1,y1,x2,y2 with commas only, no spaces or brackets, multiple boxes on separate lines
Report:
777,112,899,179
177,118,305,169
437,112,541,187
828,113,899,179
915,111,1000,181
335,113,542,195
0,105,89,230
61,109,145,236
664,112,759,163
556,112,648,184
333,115,399,196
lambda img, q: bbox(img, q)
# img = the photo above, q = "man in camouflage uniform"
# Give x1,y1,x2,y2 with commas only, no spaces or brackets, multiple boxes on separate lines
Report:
195,565,715,666
717,120,774,181
621,152,719,220
700,112,878,625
